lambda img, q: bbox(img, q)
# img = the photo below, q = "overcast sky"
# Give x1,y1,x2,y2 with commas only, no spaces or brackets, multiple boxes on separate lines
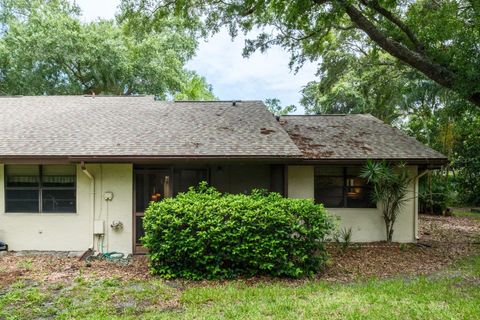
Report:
74,0,317,113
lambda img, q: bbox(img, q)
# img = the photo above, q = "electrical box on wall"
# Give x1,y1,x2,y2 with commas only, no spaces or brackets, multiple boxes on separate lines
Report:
94,220,105,235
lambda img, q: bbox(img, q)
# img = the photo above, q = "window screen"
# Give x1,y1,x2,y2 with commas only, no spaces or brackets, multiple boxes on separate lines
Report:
314,166,375,208
173,168,208,194
5,165,76,213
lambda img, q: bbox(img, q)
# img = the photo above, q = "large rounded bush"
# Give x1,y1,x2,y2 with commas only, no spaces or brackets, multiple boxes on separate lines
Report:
143,183,334,279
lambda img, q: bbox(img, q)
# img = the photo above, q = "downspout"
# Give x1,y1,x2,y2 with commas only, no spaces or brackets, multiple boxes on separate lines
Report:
81,161,96,250
414,169,430,241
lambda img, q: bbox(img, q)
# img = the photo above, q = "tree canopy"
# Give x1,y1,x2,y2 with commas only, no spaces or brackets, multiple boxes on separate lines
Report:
264,98,296,116
119,0,480,108
0,0,214,99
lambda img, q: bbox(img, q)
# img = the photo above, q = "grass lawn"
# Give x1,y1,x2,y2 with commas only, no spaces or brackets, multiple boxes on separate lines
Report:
1,255,479,320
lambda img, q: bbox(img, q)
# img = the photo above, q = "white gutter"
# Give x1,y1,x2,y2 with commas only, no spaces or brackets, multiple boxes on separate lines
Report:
81,161,96,250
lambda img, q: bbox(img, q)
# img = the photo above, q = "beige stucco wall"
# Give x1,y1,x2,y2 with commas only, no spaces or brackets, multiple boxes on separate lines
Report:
0,162,419,251
287,165,418,243
0,163,133,253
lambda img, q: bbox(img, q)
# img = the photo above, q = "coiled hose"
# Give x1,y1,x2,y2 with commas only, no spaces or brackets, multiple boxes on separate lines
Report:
85,251,132,266
84,235,132,266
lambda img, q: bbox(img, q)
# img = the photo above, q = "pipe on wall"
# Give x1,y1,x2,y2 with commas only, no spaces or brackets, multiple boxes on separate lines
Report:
80,161,96,250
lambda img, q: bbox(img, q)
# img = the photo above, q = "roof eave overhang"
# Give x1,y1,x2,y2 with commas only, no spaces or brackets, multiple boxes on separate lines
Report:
0,154,301,164
0,155,448,168
297,157,449,168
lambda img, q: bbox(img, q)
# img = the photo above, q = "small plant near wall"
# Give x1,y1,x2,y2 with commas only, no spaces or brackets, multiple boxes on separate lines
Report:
332,228,353,252
142,183,335,280
360,160,412,242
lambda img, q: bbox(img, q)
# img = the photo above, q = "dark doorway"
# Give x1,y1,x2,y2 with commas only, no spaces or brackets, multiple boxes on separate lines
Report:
133,169,171,254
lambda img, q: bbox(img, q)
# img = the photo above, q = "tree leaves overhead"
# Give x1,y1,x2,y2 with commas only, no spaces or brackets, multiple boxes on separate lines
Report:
120,0,480,107
300,45,412,123
264,98,296,116
0,0,214,99
174,73,216,101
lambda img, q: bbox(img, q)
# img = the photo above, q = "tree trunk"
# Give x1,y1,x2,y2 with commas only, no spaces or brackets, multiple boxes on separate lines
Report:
385,221,394,242
384,213,394,242
429,172,433,214
388,227,394,242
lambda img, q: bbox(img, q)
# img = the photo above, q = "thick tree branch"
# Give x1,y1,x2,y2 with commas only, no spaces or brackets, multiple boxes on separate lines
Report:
312,0,480,106
360,0,425,53
340,2,465,98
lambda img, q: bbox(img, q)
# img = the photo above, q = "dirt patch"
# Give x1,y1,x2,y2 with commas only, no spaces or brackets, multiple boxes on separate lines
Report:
322,214,480,281
0,254,151,288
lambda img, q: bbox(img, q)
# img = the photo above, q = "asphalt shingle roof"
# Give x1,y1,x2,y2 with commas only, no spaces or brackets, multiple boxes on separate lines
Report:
0,96,447,163
0,96,301,158
279,114,447,161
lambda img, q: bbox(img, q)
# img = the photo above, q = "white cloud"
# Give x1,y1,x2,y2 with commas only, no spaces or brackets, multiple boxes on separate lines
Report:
186,30,318,112
73,0,318,113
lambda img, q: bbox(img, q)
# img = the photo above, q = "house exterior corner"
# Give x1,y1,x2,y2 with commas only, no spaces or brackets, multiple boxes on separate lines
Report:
0,163,133,254
287,165,418,243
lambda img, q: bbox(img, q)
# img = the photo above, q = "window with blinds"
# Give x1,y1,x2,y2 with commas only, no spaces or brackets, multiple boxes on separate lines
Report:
314,166,376,208
5,165,76,213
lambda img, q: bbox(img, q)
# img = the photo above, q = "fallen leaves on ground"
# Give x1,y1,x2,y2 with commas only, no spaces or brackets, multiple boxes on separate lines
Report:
322,214,480,281
0,253,150,288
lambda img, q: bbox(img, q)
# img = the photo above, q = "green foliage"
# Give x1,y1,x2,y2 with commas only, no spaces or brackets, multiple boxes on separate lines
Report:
0,0,214,99
332,227,352,251
418,172,453,215
120,0,480,107
452,110,480,206
264,98,297,116
174,73,216,101
298,40,456,126
142,183,334,279
361,160,411,242
301,50,410,123
407,105,480,207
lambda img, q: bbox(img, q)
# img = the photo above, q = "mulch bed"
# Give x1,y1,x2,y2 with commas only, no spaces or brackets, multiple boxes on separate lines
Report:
322,214,480,281
1,214,479,287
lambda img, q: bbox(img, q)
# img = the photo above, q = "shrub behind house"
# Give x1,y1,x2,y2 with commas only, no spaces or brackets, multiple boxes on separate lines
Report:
143,183,334,279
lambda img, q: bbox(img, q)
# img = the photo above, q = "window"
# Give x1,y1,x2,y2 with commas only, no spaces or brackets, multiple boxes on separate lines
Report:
5,165,76,213
314,166,375,208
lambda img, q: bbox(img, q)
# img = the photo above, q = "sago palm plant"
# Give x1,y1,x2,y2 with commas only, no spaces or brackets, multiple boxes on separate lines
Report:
360,160,412,242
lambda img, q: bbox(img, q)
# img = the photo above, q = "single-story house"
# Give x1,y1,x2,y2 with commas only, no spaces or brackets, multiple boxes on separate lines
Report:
0,96,447,254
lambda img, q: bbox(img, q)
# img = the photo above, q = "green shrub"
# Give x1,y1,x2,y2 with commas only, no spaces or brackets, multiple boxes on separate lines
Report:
142,183,334,280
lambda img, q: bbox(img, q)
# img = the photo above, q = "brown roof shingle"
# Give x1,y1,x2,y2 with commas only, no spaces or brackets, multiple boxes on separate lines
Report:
279,114,447,162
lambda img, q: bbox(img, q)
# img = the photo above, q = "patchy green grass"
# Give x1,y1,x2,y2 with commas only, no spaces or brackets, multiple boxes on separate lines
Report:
453,210,480,219
1,257,479,320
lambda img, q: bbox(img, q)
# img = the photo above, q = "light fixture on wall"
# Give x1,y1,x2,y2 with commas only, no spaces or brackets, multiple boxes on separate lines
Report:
104,191,114,201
